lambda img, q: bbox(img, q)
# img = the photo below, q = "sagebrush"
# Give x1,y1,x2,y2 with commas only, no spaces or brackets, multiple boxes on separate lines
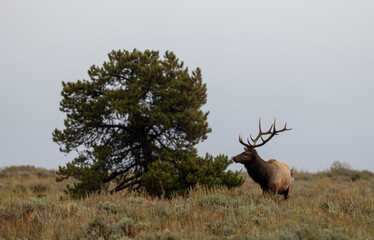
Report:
0,165,373,239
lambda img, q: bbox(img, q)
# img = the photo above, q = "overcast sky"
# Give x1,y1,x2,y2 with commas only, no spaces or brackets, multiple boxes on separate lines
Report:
1,0,373,172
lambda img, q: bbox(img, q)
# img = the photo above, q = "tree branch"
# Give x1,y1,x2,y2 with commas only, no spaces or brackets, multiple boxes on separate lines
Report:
112,179,142,193
104,162,137,183
110,173,142,193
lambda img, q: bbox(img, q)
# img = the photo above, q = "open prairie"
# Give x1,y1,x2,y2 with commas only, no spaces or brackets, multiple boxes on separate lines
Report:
0,165,373,240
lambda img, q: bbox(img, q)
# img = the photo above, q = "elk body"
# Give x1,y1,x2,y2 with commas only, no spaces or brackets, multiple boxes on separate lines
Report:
233,119,292,199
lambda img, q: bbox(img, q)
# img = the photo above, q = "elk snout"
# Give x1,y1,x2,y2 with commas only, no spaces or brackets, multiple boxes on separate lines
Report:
233,156,241,163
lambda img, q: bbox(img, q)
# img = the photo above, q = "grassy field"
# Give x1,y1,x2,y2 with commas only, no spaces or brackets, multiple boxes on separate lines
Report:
0,165,373,240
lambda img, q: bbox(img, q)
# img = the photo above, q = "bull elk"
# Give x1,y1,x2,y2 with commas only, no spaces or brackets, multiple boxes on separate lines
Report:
233,119,292,199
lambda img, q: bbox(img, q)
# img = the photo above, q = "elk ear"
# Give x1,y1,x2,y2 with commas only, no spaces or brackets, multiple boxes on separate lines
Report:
243,147,247,151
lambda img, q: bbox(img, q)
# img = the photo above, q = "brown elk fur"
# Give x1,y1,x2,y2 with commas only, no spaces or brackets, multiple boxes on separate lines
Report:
233,119,292,199
233,148,291,199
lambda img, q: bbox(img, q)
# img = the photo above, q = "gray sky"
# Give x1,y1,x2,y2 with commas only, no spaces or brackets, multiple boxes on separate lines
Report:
1,0,373,172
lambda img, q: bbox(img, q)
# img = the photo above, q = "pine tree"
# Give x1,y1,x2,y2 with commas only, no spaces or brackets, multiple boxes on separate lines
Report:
53,49,243,198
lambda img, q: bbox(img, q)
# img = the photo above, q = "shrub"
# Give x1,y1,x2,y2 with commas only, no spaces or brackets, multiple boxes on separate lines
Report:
0,170,9,178
135,222,148,232
15,184,27,192
86,215,110,240
115,217,135,237
265,223,353,240
327,161,363,182
56,162,108,199
197,194,231,208
37,170,55,178
18,197,48,213
141,152,244,197
295,175,312,181
0,207,22,220
19,171,31,178
135,229,181,240
97,201,118,214
28,183,50,192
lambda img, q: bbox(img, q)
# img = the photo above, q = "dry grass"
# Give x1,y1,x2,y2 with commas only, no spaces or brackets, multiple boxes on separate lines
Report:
0,166,373,240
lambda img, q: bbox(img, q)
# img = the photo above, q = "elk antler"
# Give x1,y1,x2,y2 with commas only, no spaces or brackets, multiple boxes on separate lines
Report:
238,118,292,148
239,135,252,148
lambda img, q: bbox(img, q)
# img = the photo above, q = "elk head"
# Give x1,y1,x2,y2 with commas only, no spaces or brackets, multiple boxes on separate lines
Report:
233,118,292,163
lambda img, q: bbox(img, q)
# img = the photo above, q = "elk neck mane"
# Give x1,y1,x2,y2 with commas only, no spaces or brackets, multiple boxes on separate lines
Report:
243,151,270,189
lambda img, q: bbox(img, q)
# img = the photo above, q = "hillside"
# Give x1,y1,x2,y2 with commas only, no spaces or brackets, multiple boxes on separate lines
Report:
0,165,373,239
